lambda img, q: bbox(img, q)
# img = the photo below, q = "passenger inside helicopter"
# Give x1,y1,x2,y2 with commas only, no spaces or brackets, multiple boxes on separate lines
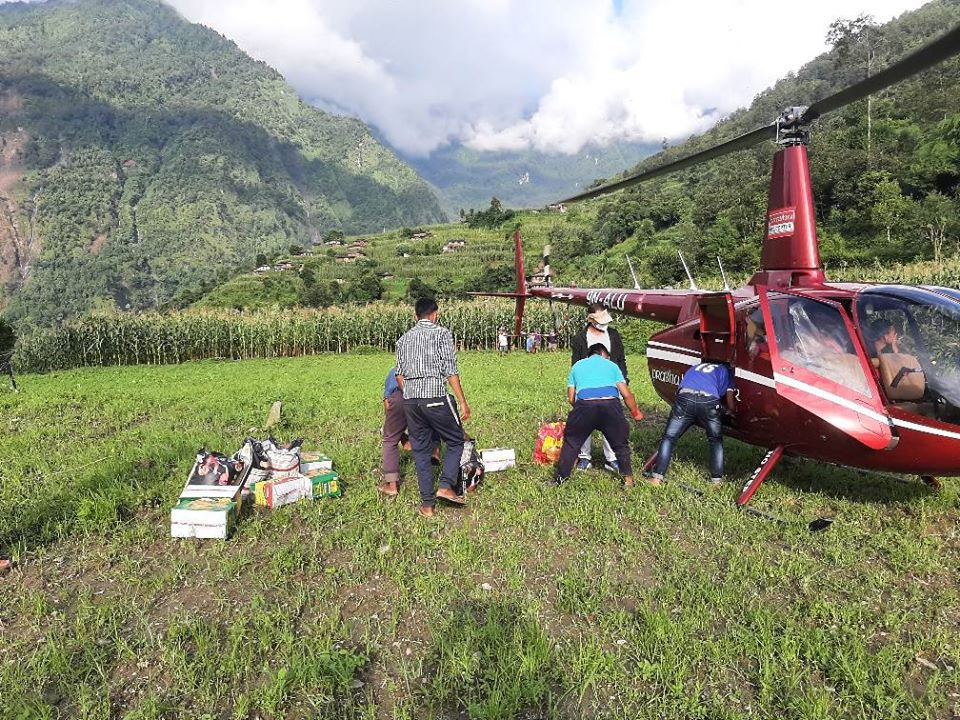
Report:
767,295,872,397
856,287,960,426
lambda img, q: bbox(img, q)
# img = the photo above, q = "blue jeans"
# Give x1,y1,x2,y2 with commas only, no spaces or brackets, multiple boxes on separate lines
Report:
652,393,724,479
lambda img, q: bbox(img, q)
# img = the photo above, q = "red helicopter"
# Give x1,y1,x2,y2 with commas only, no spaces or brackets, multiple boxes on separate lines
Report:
476,24,960,514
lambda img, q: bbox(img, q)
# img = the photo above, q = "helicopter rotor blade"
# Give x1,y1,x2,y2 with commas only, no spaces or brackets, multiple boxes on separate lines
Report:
558,123,776,204
802,23,960,123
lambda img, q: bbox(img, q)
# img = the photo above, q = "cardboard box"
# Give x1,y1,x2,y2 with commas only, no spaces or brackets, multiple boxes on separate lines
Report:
170,498,237,539
309,471,342,498
254,474,313,509
300,455,334,474
480,448,516,472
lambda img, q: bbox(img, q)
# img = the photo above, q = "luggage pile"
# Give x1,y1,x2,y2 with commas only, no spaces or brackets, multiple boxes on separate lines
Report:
170,437,341,539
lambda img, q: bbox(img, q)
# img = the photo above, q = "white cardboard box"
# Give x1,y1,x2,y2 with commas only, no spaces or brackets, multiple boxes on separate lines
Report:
480,447,516,472
170,498,237,539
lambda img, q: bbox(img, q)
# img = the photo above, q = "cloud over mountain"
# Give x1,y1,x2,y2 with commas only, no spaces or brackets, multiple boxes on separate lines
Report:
4,0,927,155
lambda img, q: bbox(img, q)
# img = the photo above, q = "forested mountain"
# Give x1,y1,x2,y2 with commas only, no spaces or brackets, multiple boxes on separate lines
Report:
0,0,446,328
556,0,960,286
400,139,660,214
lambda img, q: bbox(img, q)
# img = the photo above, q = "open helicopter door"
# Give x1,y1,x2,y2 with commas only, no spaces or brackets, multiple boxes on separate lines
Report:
758,288,895,451
697,293,736,363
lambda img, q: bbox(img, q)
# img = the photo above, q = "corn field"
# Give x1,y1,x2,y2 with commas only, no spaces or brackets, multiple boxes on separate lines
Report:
14,300,629,373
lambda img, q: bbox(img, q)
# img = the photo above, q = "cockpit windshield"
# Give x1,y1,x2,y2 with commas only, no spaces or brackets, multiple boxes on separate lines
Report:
856,286,960,426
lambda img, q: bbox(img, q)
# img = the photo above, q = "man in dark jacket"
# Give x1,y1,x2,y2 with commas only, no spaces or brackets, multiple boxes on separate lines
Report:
570,304,628,472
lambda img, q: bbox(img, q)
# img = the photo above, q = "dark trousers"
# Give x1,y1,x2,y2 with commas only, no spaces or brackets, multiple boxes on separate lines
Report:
404,395,464,506
652,393,724,479
555,399,633,480
381,389,407,483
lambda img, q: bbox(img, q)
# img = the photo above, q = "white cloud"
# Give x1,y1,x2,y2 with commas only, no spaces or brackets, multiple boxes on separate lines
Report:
4,0,931,155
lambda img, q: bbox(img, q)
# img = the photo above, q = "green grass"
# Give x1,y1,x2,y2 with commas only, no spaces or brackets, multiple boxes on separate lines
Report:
1,352,959,719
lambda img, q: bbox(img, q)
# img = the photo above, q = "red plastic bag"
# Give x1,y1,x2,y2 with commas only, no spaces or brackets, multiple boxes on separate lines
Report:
533,421,565,465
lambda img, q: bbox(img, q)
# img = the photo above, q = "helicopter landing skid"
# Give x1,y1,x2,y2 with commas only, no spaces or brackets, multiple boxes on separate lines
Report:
737,446,784,507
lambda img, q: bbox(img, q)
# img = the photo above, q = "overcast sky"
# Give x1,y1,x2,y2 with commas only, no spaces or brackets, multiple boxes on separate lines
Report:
4,0,931,156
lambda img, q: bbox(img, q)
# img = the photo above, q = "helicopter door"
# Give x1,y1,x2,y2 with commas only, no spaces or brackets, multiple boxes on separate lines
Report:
698,292,736,363
758,288,895,450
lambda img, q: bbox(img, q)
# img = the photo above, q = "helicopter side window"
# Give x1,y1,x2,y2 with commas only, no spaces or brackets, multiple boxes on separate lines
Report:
768,296,872,397
856,288,960,425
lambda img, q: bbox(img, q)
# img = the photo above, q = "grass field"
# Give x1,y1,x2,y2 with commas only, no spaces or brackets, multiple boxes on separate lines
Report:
1,352,959,719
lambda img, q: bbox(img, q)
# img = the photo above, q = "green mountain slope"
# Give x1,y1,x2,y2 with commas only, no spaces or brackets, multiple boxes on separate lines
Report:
400,139,660,214
0,0,446,328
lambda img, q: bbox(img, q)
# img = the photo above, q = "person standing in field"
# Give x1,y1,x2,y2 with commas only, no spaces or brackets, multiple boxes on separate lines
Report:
646,361,736,487
498,327,509,355
379,366,441,496
378,366,407,496
395,297,472,517
570,304,629,472
553,344,643,487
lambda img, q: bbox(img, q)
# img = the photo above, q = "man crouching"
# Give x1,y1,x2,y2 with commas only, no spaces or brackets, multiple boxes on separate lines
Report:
553,344,644,487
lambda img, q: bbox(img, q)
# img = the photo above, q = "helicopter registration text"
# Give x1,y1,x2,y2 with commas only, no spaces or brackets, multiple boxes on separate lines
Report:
767,207,795,239
586,290,629,311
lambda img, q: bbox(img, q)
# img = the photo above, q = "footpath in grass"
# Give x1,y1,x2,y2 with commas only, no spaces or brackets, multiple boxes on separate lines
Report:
0,352,958,719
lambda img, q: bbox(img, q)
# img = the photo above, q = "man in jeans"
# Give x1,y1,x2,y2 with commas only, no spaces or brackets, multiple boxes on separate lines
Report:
395,298,472,517
553,344,644,487
647,362,736,487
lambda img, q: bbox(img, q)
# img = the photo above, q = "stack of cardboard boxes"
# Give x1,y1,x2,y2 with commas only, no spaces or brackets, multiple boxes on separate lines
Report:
170,442,341,539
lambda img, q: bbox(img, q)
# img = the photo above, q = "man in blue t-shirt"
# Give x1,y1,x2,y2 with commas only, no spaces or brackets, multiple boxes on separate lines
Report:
553,344,644,486
648,362,736,486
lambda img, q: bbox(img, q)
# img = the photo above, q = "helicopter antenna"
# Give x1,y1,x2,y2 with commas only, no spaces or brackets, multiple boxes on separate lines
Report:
717,255,731,292
626,255,641,290
678,251,698,291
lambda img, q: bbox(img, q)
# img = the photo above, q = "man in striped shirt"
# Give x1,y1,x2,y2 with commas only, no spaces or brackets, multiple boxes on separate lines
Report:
395,298,472,517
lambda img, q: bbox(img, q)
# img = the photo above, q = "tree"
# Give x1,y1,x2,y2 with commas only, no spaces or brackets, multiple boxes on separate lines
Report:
406,277,437,301
347,271,384,302
288,244,304,256
827,14,881,163
920,192,958,264
870,174,912,246
0,317,15,355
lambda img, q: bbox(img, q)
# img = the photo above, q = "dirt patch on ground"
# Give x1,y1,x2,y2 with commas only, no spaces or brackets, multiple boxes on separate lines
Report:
0,88,23,115
90,233,107,256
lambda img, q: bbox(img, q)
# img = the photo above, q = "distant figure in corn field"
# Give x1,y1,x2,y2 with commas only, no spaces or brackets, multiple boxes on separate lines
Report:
394,297,472,517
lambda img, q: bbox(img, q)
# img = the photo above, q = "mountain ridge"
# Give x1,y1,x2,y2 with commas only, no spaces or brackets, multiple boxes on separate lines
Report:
0,0,446,327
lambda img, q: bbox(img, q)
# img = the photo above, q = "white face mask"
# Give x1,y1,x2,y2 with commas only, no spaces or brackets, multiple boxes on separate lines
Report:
592,322,609,332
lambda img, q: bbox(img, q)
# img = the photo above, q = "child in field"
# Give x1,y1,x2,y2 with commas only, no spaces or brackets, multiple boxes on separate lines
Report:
379,367,406,495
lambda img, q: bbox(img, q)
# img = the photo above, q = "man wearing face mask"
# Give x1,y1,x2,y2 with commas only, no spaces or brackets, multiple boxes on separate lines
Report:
569,303,629,472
